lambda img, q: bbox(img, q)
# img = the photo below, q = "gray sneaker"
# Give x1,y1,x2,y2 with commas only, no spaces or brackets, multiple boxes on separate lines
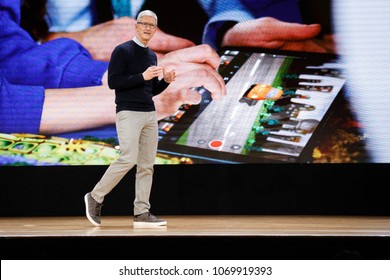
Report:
133,212,167,228
84,192,102,226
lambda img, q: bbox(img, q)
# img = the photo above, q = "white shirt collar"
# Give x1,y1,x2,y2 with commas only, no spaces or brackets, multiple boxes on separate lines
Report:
133,36,147,48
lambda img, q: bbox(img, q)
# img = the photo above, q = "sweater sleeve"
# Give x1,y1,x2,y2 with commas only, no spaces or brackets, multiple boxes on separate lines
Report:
153,78,170,96
0,1,108,89
199,0,254,50
0,70,44,134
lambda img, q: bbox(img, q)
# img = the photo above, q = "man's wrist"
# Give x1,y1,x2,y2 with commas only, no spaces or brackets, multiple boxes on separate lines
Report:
216,21,238,48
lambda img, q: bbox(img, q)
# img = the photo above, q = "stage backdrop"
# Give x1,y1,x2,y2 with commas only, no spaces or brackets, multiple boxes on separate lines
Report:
1,0,390,216
3,0,389,166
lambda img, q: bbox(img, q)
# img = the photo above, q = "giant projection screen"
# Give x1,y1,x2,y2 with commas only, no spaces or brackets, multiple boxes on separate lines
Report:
1,0,389,166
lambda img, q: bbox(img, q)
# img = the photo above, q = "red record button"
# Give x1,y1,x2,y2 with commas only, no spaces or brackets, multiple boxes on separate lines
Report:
209,140,223,149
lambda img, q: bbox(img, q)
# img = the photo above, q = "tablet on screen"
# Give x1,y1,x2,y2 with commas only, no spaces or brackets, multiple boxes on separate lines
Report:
157,47,346,163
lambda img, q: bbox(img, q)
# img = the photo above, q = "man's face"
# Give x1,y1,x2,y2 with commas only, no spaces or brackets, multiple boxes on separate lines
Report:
136,16,157,43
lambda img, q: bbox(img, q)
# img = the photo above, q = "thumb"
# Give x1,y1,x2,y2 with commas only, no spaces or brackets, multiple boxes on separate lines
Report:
276,23,321,41
273,20,322,41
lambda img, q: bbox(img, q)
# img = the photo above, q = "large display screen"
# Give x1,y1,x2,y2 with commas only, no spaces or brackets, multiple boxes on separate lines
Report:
1,0,389,165
158,48,346,163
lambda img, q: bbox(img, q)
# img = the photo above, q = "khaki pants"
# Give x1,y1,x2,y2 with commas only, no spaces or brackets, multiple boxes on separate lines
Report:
91,110,158,215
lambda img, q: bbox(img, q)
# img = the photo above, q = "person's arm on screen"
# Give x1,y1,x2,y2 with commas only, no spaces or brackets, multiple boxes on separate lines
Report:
0,69,115,135
45,17,196,61
221,17,328,53
199,0,334,53
40,85,116,135
2,45,227,135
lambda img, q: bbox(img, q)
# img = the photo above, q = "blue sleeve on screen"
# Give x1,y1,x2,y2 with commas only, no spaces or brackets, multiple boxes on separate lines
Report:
199,0,253,49
0,1,108,89
45,0,93,32
240,0,302,23
0,71,44,134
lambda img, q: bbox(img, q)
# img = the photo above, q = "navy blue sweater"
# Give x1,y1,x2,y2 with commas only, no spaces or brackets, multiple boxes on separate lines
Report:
107,40,169,113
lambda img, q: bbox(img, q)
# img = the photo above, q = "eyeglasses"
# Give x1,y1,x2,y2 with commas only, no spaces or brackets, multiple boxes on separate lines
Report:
137,21,157,29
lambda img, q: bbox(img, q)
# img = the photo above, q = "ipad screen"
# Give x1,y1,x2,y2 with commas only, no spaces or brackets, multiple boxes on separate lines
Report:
157,48,346,163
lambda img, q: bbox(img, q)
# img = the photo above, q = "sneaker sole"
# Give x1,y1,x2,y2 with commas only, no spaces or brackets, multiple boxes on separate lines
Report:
133,221,167,228
84,194,101,226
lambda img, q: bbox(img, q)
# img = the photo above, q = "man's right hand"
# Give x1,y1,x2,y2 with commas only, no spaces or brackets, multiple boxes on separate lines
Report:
143,66,163,81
